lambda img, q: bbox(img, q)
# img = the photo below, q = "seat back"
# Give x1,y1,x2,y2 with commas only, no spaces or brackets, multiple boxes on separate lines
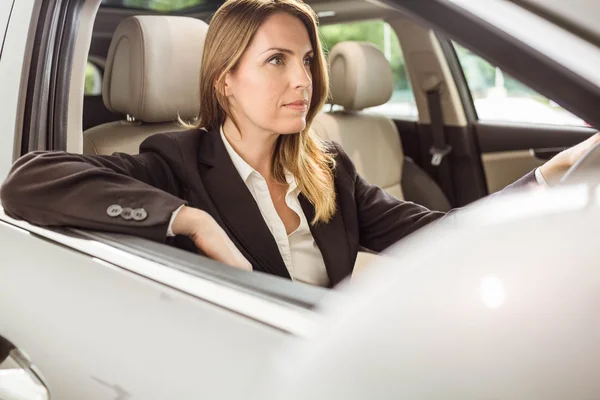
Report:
312,42,405,199
83,16,208,155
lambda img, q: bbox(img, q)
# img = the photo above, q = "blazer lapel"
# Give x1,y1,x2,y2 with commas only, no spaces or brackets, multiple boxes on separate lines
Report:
196,127,290,279
299,195,353,287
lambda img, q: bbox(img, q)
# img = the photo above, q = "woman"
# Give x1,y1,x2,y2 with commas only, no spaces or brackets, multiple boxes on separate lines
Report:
0,0,597,287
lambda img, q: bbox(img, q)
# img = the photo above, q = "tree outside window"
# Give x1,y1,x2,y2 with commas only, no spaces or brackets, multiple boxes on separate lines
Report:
454,43,585,126
101,0,205,12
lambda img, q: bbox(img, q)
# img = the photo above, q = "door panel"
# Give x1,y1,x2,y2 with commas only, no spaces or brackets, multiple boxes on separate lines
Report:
482,151,543,193
476,121,597,191
476,122,596,153
448,41,599,192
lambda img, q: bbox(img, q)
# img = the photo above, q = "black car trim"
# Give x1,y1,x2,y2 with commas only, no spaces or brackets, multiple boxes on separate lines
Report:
476,121,597,153
21,0,59,153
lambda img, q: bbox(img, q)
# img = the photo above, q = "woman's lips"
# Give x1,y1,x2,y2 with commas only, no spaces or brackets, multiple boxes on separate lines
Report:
285,100,308,111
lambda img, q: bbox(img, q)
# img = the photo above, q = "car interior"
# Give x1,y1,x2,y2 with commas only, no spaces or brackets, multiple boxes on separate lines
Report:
15,0,600,294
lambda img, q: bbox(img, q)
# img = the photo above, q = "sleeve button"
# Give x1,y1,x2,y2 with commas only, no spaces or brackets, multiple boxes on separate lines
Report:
132,208,148,221
121,207,134,220
107,205,122,217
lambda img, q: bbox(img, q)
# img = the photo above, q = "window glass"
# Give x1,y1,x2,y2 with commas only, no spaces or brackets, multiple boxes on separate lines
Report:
454,43,586,126
100,0,206,12
319,20,418,119
84,61,102,96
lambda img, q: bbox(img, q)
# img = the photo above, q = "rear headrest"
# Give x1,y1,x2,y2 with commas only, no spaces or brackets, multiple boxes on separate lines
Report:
328,42,394,111
103,16,208,123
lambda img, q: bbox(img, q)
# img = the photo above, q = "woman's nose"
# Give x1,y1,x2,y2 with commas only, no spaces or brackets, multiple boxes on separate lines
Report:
292,62,312,90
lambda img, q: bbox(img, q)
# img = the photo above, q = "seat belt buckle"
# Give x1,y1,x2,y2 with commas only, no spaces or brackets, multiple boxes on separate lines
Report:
430,145,452,166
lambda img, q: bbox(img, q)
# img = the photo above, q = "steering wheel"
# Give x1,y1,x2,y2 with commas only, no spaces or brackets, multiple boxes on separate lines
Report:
560,141,600,184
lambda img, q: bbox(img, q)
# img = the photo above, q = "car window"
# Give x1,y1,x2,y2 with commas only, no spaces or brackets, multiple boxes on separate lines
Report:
319,20,418,119
453,43,586,127
85,61,102,96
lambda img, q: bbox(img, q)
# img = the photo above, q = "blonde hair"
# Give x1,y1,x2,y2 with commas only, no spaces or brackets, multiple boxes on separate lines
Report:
183,0,336,224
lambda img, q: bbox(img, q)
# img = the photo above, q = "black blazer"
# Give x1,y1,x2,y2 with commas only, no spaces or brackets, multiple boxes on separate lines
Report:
0,127,536,286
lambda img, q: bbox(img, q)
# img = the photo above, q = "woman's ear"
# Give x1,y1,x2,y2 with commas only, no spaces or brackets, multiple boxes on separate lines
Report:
213,73,232,99
223,72,234,97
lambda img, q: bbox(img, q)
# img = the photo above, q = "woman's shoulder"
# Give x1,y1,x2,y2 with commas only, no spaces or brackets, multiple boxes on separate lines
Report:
323,140,356,178
139,128,209,161
141,128,206,151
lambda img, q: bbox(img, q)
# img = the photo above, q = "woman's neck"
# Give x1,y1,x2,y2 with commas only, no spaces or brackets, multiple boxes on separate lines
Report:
222,117,279,179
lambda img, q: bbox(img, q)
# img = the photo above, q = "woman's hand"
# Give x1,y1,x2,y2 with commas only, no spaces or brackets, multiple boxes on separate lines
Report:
539,133,600,185
172,206,252,271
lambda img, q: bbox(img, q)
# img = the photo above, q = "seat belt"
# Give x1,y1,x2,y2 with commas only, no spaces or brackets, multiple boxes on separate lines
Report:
425,82,455,206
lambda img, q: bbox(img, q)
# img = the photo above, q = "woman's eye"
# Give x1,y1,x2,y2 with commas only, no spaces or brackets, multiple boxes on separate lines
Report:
304,56,313,66
268,55,284,65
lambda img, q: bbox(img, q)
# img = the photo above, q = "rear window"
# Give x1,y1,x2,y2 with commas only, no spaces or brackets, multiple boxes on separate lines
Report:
100,0,209,12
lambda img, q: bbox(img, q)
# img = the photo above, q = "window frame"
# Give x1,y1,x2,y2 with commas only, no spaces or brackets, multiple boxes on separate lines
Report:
436,36,478,124
21,0,83,154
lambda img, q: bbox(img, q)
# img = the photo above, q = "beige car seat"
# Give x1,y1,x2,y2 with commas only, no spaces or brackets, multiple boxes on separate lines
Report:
83,15,208,155
312,41,405,199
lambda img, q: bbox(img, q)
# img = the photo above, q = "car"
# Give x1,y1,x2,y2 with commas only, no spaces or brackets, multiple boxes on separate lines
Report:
1,0,599,398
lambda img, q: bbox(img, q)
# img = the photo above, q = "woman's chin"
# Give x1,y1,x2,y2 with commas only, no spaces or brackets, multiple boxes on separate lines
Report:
277,118,307,135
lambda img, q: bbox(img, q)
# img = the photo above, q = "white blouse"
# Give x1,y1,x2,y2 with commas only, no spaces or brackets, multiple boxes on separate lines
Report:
168,128,330,287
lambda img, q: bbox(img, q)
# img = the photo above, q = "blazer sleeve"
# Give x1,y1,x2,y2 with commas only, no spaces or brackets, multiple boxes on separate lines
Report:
0,133,187,242
334,143,539,253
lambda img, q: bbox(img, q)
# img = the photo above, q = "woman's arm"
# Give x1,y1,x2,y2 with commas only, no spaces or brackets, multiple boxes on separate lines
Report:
171,206,252,270
0,134,186,242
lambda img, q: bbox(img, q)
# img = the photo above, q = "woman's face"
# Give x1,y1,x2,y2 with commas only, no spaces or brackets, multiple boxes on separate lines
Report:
224,12,314,136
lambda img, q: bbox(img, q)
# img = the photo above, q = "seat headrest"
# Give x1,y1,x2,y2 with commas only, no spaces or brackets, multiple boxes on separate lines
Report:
328,42,394,111
103,16,208,123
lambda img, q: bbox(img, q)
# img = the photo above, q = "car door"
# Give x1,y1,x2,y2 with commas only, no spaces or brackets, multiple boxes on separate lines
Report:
0,0,330,398
450,42,597,193
396,0,600,200
0,211,327,399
